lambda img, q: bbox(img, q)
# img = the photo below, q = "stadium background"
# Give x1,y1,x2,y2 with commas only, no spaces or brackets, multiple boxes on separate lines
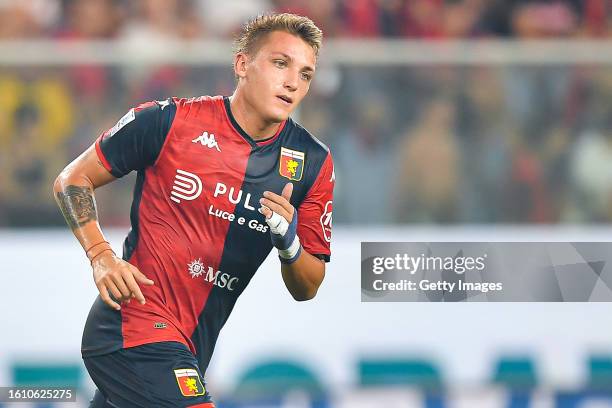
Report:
1,0,612,406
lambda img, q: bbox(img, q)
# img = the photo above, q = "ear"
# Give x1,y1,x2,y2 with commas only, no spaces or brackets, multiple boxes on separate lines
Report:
234,52,249,80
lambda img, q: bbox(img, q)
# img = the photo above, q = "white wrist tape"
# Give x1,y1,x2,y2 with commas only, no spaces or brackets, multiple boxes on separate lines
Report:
267,211,289,236
261,206,302,261
278,235,301,260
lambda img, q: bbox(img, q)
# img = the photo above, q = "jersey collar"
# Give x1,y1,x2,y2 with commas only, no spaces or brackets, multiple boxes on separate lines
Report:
223,96,287,148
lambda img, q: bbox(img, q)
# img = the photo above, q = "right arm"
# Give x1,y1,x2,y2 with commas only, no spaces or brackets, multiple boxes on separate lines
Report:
53,144,154,310
51,98,177,310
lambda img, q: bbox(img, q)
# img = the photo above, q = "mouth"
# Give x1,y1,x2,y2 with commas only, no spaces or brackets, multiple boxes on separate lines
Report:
276,95,293,105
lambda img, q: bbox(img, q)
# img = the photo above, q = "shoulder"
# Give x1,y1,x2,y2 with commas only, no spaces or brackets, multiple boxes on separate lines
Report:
284,118,331,164
282,119,333,196
171,95,223,119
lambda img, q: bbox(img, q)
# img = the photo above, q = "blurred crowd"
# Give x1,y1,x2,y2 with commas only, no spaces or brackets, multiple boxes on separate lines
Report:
0,0,610,40
0,0,611,226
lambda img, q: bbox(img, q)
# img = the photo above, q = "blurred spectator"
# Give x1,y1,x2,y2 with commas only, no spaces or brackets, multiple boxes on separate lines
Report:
122,0,203,42
579,0,609,37
505,131,555,223
0,0,60,38
198,0,271,38
456,68,513,222
1,0,612,226
395,97,461,223
0,72,74,151
119,1,201,103
0,100,68,226
570,126,612,222
403,0,446,38
333,95,396,224
511,1,577,37
338,0,380,37
443,0,485,38
59,0,121,39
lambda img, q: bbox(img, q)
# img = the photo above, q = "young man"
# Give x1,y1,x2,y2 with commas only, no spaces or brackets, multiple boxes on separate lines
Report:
53,13,334,408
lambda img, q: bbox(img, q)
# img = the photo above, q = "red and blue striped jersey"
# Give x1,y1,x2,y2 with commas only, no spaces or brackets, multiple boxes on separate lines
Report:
82,95,334,373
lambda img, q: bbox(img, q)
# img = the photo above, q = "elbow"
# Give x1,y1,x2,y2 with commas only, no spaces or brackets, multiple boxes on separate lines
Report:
53,170,72,195
53,167,90,195
291,288,318,302
52,174,63,194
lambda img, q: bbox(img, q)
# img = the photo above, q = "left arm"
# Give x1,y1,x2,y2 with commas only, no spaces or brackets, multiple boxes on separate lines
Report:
281,250,325,301
259,183,327,301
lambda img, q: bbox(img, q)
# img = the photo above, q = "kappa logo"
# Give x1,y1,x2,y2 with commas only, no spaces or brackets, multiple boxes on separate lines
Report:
192,131,221,152
170,169,202,203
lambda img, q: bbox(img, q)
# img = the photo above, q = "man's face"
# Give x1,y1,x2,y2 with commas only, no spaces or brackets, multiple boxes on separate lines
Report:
236,30,316,123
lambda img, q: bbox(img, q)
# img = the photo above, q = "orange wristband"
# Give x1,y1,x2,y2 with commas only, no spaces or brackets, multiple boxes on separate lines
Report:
90,248,115,265
85,241,110,257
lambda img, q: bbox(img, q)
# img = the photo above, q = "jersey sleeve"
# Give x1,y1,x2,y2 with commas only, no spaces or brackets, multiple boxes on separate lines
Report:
95,99,177,178
297,152,334,262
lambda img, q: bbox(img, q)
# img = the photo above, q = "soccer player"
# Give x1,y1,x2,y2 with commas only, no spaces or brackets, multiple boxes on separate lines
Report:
53,13,334,408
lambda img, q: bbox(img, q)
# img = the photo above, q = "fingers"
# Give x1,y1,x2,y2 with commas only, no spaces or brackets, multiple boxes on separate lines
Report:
111,273,132,301
105,280,124,302
132,268,155,286
260,197,292,221
93,260,154,310
123,268,147,305
263,188,294,214
258,205,273,219
281,182,293,201
97,282,121,311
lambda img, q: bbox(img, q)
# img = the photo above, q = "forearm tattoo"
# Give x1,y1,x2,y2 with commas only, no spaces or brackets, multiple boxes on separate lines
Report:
55,185,98,229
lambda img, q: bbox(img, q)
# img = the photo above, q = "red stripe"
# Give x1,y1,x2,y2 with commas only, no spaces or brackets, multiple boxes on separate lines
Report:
256,119,286,146
134,100,157,113
119,96,253,357
187,403,215,408
95,134,113,173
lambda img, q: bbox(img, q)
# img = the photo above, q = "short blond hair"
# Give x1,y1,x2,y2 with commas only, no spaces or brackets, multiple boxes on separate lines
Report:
234,13,323,58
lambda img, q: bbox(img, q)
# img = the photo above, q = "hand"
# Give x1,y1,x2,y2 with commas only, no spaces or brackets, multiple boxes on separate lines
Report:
91,251,154,311
259,182,294,224
259,183,302,263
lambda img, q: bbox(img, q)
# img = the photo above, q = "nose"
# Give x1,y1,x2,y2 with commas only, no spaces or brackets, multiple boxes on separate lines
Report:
283,70,298,92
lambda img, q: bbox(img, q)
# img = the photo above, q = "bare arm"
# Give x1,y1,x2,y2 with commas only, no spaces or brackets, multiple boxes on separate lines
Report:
259,183,326,301
53,144,115,250
53,144,153,310
281,251,325,301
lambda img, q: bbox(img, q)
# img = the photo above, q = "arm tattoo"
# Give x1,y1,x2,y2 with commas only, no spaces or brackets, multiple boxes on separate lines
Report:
55,185,98,229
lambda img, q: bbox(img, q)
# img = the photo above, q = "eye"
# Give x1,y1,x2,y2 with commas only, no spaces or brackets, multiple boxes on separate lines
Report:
273,59,287,68
301,72,313,81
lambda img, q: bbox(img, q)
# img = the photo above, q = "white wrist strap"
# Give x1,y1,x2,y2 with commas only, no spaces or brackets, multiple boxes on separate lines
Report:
267,210,289,236
278,236,301,259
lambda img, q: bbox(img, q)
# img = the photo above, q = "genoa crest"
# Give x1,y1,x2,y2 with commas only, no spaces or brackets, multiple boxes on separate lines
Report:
279,147,305,181
174,368,206,397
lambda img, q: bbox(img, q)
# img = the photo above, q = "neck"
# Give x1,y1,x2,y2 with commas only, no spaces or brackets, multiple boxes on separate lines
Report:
229,89,281,141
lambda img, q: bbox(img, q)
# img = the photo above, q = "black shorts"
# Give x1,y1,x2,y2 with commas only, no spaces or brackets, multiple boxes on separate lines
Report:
83,341,215,408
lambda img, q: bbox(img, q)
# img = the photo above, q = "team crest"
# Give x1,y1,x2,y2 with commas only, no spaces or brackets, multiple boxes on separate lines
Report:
174,368,206,397
279,147,305,181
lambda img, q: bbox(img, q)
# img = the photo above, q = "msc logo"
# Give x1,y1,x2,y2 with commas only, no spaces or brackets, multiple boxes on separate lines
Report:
192,131,221,152
320,200,332,243
187,258,238,291
170,169,202,203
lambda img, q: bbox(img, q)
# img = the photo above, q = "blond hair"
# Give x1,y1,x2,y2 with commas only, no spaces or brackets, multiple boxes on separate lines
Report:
234,13,323,58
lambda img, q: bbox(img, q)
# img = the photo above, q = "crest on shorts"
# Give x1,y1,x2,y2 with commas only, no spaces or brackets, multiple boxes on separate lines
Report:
174,368,206,397
279,147,305,181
